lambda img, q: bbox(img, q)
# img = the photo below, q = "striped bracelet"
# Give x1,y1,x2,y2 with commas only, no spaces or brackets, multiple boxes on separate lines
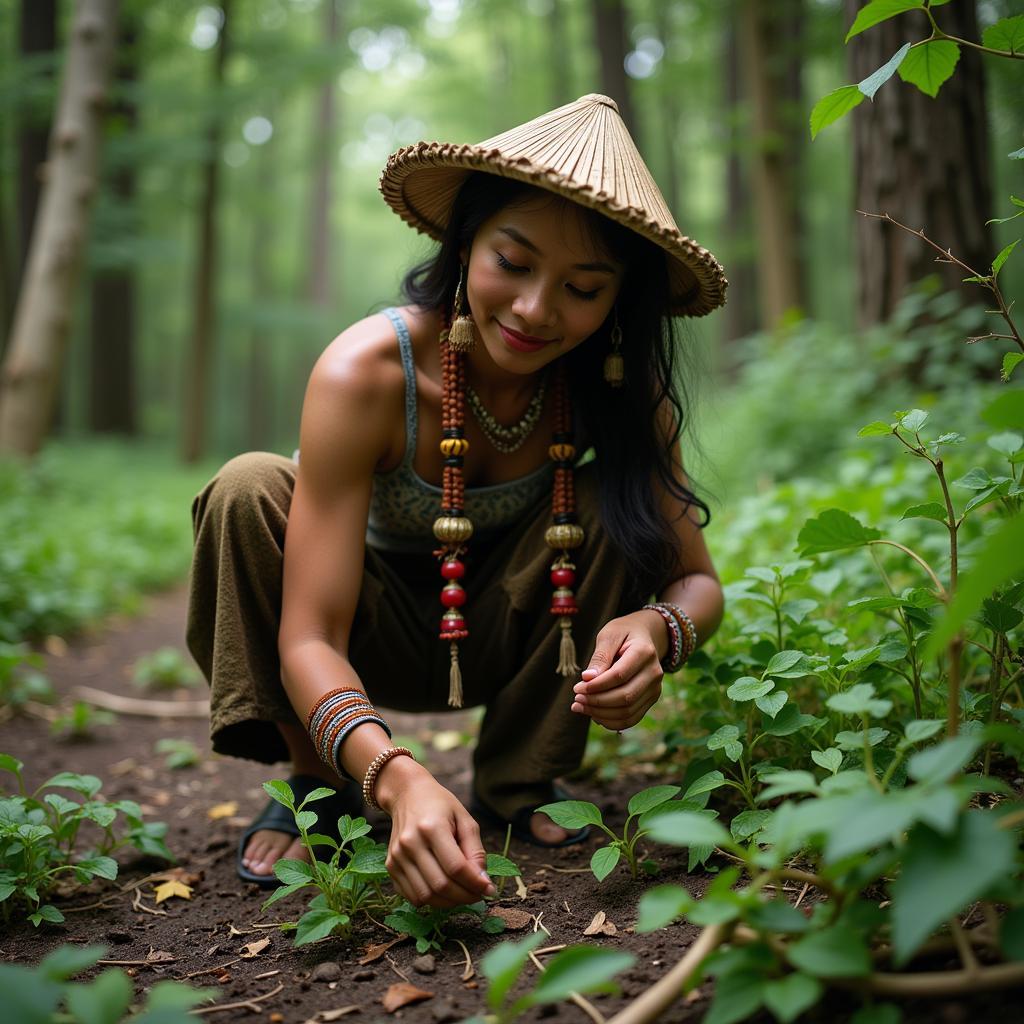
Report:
306,688,392,781
642,603,683,673
660,602,698,662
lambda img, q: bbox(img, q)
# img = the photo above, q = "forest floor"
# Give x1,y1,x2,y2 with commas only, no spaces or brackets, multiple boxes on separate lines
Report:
0,585,1015,1023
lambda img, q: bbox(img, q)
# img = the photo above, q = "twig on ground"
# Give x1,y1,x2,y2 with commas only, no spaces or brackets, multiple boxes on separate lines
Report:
385,954,410,983
73,684,210,718
193,982,284,1016
793,882,810,909
132,887,167,917
180,958,242,979
534,945,567,956
452,938,474,981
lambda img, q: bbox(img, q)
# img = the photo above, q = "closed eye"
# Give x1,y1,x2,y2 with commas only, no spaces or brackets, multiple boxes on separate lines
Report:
496,252,528,274
497,252,602,301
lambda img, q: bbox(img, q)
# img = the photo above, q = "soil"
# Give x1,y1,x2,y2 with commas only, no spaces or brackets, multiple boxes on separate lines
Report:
0,585,1017,1023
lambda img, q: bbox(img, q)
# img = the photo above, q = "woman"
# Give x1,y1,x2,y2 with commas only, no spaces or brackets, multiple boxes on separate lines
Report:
187,94,727,909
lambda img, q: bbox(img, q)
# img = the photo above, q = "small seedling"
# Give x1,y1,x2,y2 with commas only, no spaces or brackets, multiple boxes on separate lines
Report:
155,738,200,770
385,898,506,953
260,779,397,945
50,700,116,740
538,785,684,881
132,647,201,690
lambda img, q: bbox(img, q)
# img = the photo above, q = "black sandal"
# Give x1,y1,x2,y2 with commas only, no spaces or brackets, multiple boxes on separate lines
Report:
236,774,364,888
470,784,591,848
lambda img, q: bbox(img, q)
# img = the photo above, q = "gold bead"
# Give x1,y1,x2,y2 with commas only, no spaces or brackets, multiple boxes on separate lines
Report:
548,443,576,462
439,437,469,457
448,315,476,352
545,524,585,550
433,516,474,543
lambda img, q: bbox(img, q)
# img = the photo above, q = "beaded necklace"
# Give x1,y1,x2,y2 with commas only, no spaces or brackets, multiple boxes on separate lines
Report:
433,321,583,707
465,374,548,454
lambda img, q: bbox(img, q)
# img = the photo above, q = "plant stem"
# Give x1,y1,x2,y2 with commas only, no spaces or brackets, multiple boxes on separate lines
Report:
866,540,946,598
862,714,883,791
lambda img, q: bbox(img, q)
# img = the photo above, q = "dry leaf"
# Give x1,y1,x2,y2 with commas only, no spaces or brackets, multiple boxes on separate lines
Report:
146,948,176,963
207,801,238,820
151,867,202,887
153,879,193,904
514,875,528,900
382,983,433,1013
488,906,533,931
583,910,617,936
358,937,404,965
241,937,271,958
430,730,463,752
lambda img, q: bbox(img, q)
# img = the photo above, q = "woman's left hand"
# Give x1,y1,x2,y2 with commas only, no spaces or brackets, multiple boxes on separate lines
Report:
570,609,667,731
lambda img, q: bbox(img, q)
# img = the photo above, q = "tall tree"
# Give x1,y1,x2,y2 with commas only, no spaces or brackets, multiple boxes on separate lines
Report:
88,12,137,436
589,0,638,140
653,2,681,223
547,0,572,108
845,0,993,327
182,1,231,464
0,0,120,458
738,0,805,329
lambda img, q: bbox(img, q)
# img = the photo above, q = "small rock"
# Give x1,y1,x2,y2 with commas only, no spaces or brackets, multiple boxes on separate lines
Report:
311,961,344,983
412,954,436,974
105,929,131,944
354,969,376,981
432,998,459,1023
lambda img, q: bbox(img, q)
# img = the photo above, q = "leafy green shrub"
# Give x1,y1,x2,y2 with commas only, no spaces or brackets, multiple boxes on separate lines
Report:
0,755,173,926
154,738,200,769
385,898,506,953
51,701,117,740
0,943,214,1023
132,647,201,690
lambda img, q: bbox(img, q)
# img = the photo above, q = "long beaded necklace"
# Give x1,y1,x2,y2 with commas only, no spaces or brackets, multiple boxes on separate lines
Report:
433,321,584,707
465,374,548,454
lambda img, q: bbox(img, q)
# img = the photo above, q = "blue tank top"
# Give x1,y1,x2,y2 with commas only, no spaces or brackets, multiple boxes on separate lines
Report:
364,307,554,552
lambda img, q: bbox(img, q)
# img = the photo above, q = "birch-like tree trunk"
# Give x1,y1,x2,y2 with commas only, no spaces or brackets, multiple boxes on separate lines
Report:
0,0,119,458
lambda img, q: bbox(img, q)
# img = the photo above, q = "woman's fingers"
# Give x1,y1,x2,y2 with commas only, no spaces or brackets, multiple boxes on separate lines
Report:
576,645,649,694
575,666,662,710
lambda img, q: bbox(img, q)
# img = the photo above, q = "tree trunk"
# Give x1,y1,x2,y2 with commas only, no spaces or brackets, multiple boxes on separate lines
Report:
248,108,276,453
89,14,137,435
547,0,572,108
653,3,681,223
181,0,231,464
0,0,120,458
738,0,804,329
846,0,993,328
589,0,639,141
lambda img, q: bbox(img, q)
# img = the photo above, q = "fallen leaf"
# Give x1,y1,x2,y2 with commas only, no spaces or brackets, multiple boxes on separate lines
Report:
241,937,270,958
488,906,533,931
430,730,464,752
381,983,433,1013
583,910,617,936
151,867,202,887
358,937,404,965
207,801,238,820
146,948,176,963
514,875,528,900
153,879,193,904
45,635,67,657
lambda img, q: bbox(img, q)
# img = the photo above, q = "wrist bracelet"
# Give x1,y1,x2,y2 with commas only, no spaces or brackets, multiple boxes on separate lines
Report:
661,602,698,662
306,687,392,781
362,746,415,811
642,603,683,673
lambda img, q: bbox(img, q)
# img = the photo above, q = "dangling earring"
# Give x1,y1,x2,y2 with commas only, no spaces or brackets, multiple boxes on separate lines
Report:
447,264,476,353
604,309,624,387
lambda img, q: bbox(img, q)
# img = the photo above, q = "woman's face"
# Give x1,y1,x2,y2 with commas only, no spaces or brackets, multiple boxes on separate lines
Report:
462,195,625,376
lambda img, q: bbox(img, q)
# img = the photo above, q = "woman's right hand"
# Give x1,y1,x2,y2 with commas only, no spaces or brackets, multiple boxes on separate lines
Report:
374,755,495,908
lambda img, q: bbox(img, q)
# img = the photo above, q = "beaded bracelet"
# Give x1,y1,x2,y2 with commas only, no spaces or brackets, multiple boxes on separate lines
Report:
642,603,684,673
306,688,392,781
362,746,415,811
661,602,698,662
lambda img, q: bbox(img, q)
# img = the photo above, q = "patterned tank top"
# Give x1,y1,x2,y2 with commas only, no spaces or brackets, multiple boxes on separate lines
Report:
362,307,554,552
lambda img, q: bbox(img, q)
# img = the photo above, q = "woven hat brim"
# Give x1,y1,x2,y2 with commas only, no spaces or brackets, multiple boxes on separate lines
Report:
379,142,728,318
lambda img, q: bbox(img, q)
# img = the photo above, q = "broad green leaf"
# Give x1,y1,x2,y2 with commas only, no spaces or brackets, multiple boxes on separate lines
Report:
765,650,807,676
824,789,932,862
988,431,1023,457
294,908,349,946
1003,353,1024,381
683,770,726,800
485,853,521,878
273,858,316,886
906,735,981,783
704,970,765,1024
1010,146,1024,159
809,86,864,139
31,905,65,925
890,812,1017,964
727,677,774,701
75,856,118,881
858,420,893,437
786,924,872,978
811,748,842,775
898,408,928,432
899,502,947,523
858,42,912,99
903,719,944,745
645,810,731,849
336,815,372,843
140,979,218,1012
590,845,621,882
730,810,771,841
481,933,544,1010
0,754,23,776
981,597,1022,634
707,724,740,751
993,239,1020,276
260,879,312,908
262,780,295,808
39,944,107,981
636,883,694,932
762,972,822,1023
535,800,602,830
898,40,959,97
983,14,1024,55
765,704,821,737
297,787,337,808
294,811,318,831
349,845,388,875
954,466,995,490
757,771,820,803
845,0,923,42
982,389,1024,431
835,728,889,751
827,683,892,718
530,946,635,1004
797,509,880,555
627,785,681,817
746,900,812,936
66,968,134,1024
42,773,102,797
756,690,788,719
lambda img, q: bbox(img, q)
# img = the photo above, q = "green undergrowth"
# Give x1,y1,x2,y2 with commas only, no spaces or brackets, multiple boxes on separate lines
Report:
0,439,216,643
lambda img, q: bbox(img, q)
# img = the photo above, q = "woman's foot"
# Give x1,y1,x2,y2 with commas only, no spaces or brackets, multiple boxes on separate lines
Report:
240,830,311,879
529,811,580,845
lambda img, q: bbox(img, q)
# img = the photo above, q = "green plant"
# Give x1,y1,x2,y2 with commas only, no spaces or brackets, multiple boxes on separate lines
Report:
154,738,200,770
474,931,635,1024
0,754,173,926
0,642,55,712
385,897,506,953
51,700,116,740
132,647,201,690
0,943,214,1023
259,779,397,945
539,785,699,881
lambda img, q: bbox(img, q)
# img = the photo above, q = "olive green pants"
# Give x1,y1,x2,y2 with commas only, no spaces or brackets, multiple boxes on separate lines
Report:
185,451,629,818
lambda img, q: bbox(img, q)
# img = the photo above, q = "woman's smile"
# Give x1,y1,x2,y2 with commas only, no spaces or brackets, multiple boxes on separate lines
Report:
496,319,558,352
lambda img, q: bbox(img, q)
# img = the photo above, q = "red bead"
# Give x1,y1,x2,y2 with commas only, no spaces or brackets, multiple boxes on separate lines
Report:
551,595,577,611
550,567,576,587
441,559,465,579
441,583,466,608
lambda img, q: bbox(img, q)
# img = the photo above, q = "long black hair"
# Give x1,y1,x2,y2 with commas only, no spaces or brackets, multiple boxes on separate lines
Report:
399,172,713,602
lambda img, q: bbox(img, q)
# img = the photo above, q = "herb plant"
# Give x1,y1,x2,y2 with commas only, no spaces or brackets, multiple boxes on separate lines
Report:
0,754,173,926
51,700,116,740
154,738,200,770
132,647,201,690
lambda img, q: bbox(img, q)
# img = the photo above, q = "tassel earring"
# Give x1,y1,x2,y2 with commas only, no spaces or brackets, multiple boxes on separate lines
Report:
604,310,624,387
447,264,476,353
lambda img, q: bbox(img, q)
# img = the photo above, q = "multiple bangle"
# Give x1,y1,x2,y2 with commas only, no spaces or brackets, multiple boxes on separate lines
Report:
305,687,415,809
642,601,698,674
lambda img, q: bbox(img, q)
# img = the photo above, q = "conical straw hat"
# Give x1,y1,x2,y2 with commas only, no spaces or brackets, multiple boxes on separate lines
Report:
379,94,727,317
